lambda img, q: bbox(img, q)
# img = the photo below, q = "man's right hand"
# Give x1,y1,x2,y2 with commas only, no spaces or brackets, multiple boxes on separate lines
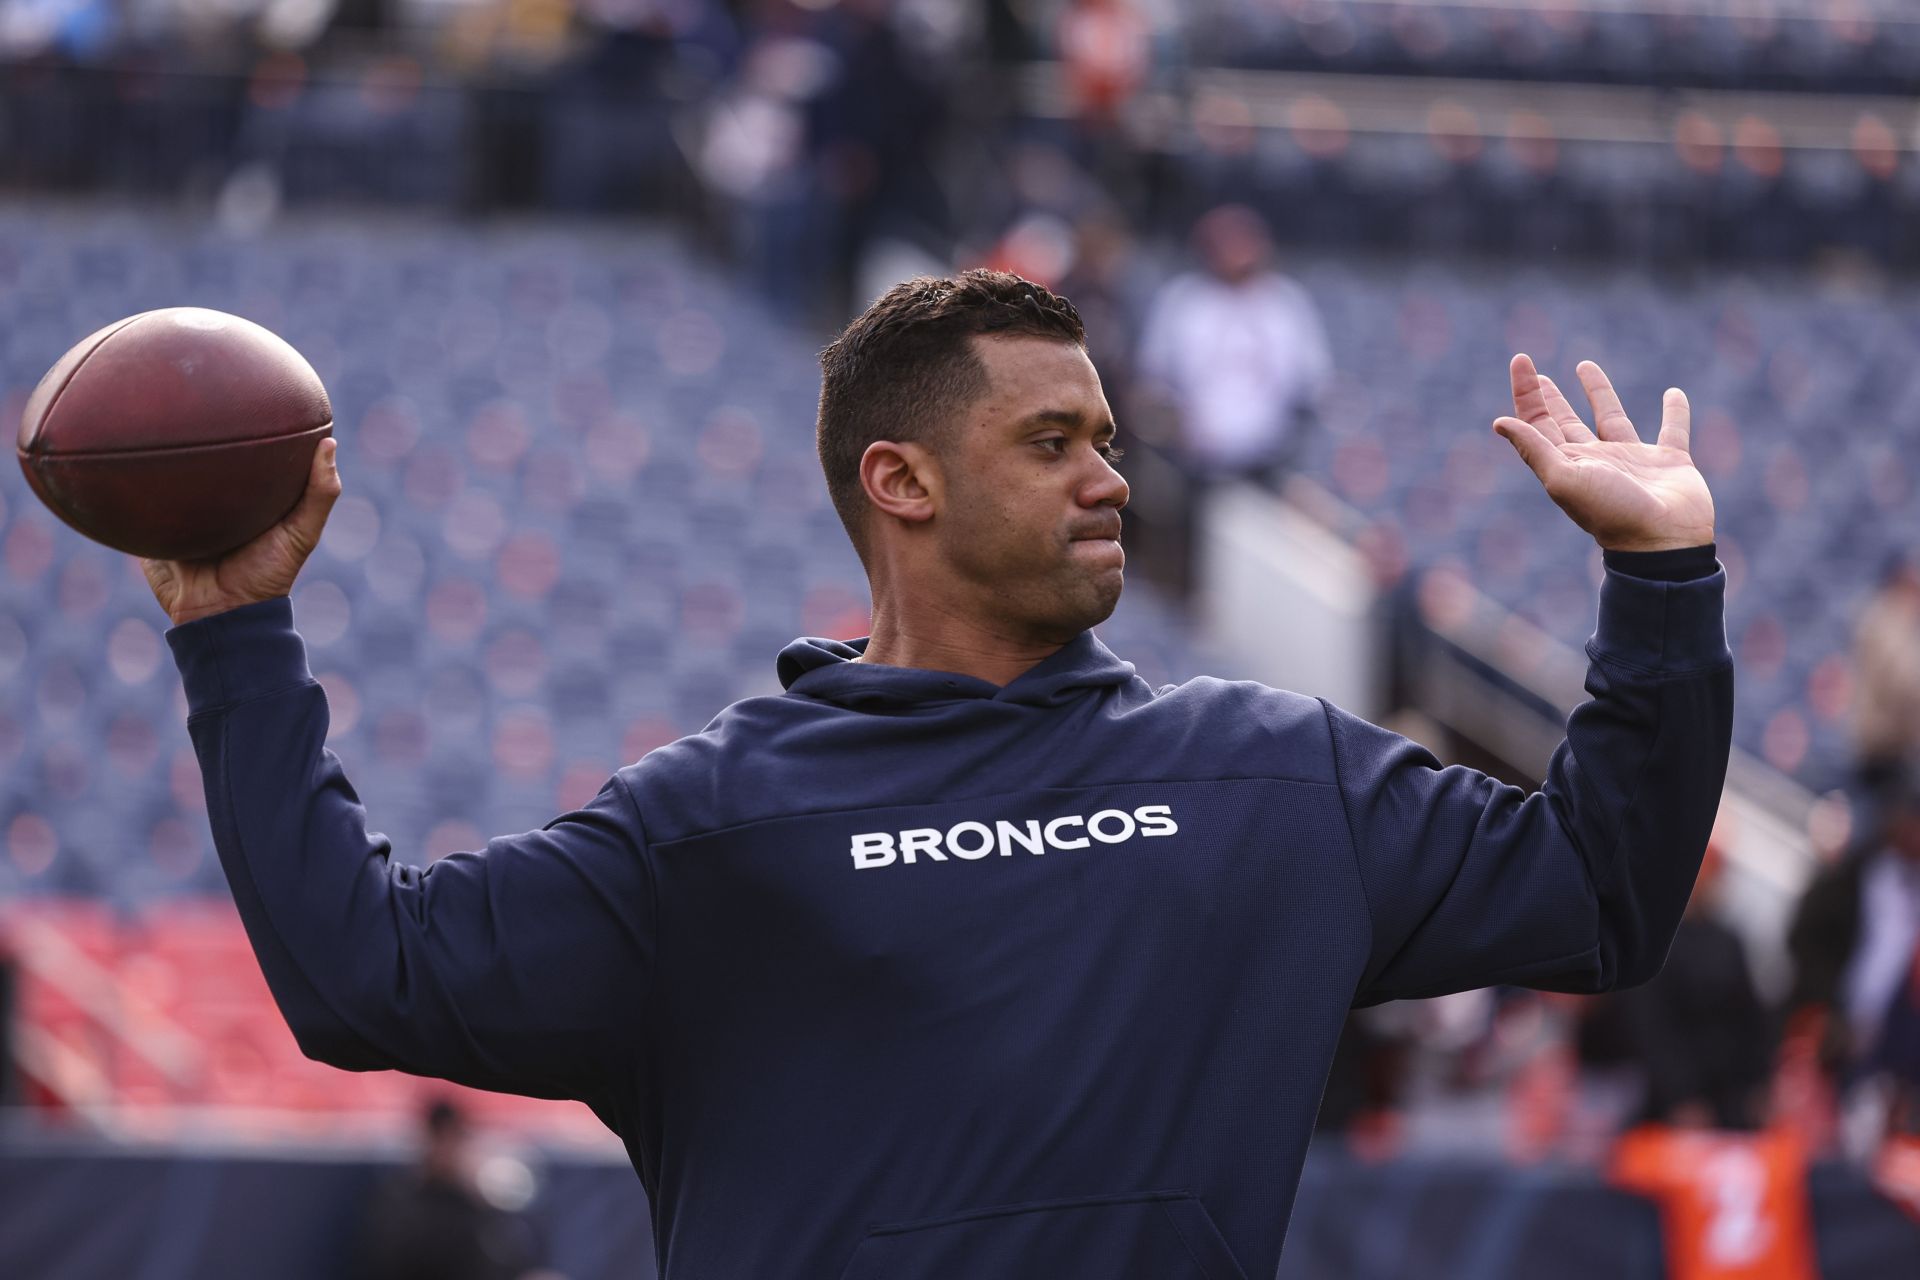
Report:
142,437,342,627
1492,354,1715,554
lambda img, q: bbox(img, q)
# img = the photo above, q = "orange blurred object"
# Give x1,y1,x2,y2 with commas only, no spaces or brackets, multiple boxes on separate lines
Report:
1611,1125,1820,1280
1873,1135,1920,1222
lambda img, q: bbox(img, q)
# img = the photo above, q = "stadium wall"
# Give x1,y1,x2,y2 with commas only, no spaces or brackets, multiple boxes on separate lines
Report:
1198,482,1385,722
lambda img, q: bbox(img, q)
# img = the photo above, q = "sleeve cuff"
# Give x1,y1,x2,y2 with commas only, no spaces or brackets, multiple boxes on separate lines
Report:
165,595,315,718
1601,542,1719,583
1590,546,1733,676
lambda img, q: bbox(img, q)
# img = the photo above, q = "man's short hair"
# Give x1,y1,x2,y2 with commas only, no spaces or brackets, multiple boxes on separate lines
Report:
816,269,1085,558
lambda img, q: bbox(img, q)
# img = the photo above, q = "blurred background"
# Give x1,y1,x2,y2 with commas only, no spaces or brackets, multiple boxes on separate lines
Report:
2,0,1920,1276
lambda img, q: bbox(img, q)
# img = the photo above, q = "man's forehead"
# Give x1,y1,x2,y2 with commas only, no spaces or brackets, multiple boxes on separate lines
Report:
970,333,1106,408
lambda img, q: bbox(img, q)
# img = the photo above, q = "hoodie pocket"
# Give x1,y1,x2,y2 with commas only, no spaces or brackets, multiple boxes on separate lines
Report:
835,1189,1249,1280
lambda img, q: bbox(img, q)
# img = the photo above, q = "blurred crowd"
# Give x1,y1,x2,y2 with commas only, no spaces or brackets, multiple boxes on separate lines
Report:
5,0,1920,322
360,1098,560,1280
10,0,1919,84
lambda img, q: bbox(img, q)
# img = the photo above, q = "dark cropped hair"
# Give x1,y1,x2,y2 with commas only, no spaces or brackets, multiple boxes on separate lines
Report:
816,269,1085,557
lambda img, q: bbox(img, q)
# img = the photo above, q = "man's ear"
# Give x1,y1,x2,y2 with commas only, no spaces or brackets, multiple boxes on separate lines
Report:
859,440,939,526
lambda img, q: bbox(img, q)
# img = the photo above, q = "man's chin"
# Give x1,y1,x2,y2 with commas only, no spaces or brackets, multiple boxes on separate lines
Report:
1065,569,1124,633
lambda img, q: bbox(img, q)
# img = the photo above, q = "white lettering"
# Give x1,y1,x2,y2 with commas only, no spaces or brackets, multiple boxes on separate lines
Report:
946,821,994,859
899,828,946,863
1044,815,1089,850
850,804,1177,869
1135,805,1178,837
996,819,1044,857
851,832,896,869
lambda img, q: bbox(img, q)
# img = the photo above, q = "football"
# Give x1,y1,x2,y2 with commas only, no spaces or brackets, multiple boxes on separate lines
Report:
16,306,333,561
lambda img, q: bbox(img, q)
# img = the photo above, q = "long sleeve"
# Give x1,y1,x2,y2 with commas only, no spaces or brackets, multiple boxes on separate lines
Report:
167,596,656,1101
1328,547,1734,1005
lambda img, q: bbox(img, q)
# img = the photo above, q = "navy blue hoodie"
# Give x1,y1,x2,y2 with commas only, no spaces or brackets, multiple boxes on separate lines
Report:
166,546,1732,1279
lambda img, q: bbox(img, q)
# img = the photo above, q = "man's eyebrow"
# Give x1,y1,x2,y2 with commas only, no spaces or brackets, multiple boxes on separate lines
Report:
1020,408,1119,435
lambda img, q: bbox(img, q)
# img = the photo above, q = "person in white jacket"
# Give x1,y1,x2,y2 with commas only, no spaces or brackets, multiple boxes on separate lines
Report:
1137,203,1332,481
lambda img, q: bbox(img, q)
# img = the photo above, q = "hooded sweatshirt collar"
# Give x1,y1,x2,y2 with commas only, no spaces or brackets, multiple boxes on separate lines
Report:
777,632,1136,711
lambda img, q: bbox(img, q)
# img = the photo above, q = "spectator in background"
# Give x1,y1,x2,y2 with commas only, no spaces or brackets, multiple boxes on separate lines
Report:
1582,842,1772,1132
1059,0,1148,132
1053,0,1153,206
1786,764,1920,1151
1850,550,1920,815
1136,203,1332,482
1313,1008,1414,1159
806,0,951,316
359,1098,551,1280
1603,842,1821,1280
1129,203,1332,595
692,33,825,314
1053,211,1152,404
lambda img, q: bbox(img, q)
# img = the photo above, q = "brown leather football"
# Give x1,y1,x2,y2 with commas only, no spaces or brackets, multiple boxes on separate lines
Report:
17,307,333,561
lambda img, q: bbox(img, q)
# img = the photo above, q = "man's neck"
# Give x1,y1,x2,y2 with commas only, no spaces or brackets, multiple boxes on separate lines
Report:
857,602,1068,689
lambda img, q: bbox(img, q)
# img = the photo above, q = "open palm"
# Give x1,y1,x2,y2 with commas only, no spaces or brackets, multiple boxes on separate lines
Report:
1493,355,1715,554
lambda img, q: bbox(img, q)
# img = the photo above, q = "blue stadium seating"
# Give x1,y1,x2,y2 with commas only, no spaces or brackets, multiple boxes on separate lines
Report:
1195,0,1920,92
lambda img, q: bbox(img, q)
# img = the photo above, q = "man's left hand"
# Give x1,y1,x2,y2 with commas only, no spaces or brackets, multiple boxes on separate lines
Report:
1493,354,1716,554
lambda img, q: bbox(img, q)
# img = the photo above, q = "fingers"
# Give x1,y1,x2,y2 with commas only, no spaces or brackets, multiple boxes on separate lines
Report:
1575,360,1641,444
284,437,342,546
320,436,341,488
1508,353,1566,444
139,556,174,599
309,436,341,503
1536,375,1596,443
1656,387,1692,453
1492,414,1567,488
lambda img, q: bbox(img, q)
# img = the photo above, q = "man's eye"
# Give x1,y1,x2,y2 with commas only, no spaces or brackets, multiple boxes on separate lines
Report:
1034,438,1123,463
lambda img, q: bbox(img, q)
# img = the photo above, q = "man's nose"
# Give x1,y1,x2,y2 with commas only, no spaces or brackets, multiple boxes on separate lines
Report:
1080,455,1129,510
